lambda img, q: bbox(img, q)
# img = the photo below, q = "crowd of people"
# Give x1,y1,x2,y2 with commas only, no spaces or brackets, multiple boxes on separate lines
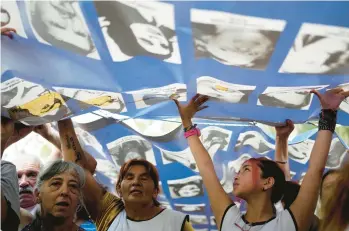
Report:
2,27,349,231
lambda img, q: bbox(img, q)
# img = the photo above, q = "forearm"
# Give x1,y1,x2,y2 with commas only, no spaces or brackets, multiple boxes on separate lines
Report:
275,136,291,180
57,119,87,166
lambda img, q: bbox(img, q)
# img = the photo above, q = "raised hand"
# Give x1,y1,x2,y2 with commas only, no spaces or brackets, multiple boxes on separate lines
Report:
173,94,209,127
275,119,294,139
311,87,349,110
1,27,16,39
34,124,51,140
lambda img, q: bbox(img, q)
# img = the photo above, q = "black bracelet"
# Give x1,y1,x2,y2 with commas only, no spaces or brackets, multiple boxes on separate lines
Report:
184,124,197,132
318,109,337,133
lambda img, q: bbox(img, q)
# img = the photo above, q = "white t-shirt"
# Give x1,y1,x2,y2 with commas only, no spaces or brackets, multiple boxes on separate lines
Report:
221,204,298,231
107,208,188,231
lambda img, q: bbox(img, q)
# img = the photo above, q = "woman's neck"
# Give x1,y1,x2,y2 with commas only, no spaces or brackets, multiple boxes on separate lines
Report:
42,217,76,231
244,197,275,224
125,202,163,221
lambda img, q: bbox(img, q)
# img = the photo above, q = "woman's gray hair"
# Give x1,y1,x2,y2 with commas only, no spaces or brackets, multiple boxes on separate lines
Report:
35,160,86,192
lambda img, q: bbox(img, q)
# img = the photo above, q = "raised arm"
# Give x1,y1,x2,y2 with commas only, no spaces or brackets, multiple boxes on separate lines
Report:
57,119,105,220
274,120,294,181
290,88,349,231
174,95,233,230
35,123,97,174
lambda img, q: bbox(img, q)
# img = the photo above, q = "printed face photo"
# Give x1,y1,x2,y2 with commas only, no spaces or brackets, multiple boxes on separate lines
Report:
326,138,347,168
94,1,181,63
26,0,99,59
1,78,70,125
288,140,315,164
107,135,156,169
161,148,197,172
1,1,27,37
168,175,204,198
257,85,328,110
191,9,285,69
200,126,232,157
235,131,274,155
279,23,349,75
174,203,206,213
197,76,255,104
54,87,127,113
127,83,187,109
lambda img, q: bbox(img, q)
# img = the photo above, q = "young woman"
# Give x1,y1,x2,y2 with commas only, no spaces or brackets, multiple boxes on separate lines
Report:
173,88,348,231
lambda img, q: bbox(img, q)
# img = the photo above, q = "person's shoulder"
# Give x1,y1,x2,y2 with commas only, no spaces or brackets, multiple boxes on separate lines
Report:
1,159,16,169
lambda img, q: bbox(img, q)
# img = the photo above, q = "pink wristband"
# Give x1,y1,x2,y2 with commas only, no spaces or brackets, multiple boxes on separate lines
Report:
184,127,201,138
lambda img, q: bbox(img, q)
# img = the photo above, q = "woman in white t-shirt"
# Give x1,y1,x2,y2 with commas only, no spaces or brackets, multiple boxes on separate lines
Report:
173,88,349,231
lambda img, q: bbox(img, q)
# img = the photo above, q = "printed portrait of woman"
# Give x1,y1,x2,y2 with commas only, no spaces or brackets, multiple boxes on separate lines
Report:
26,0,98,58
168,176,204,198
94,1,181,63
192,23,280,69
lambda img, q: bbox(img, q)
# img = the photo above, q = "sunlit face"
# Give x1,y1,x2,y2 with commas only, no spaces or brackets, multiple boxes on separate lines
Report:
321,172,340,207
32,1,93,52
206,28,272,66
233,160,263,199
37,171,80,219
177,184,201,197
15,158,41,209
198,80,245,103
119,165,158,205
130,23,170,55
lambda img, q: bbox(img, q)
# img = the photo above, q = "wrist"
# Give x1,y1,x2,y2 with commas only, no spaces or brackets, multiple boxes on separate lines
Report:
182,119,192,128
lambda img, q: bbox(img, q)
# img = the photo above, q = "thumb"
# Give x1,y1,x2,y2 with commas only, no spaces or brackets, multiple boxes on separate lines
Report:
173,98,180,108
310,89,322,102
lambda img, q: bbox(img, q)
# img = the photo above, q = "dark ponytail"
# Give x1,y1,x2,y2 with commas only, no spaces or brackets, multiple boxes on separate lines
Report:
255,158,286,203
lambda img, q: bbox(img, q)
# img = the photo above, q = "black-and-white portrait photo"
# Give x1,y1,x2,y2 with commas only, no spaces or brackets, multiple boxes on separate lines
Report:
191,9,285,69
94,1,181,63
210,216,216,227
190,215,209,225
221,154,252,193
197,76,255,104
257,85,328,110
288,139,315,164
1,78,70,125
200,126,232,155
174,203,206,213
326,138,347,168
161,148,197,172
107,135,156,170
54,87,127,113
26,0,99,59
167,175,204,199
235,131,274,155
127,83,187,109
280,23,349,75
1,1,27,37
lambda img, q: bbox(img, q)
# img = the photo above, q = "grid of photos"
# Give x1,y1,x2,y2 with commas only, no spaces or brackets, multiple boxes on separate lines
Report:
25,0,100,59
1,77,70,125
94,1,181,63
1,1,27,37
279,23,349,75
54,87,127,113
167,175,204,198
197,76,256,104
106,135,156,171
126,83,187,109
234,131,275,155
257,85,328,110
191,8,286,69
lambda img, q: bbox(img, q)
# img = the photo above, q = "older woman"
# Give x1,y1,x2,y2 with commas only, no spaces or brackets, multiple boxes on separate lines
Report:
22,160,86,231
